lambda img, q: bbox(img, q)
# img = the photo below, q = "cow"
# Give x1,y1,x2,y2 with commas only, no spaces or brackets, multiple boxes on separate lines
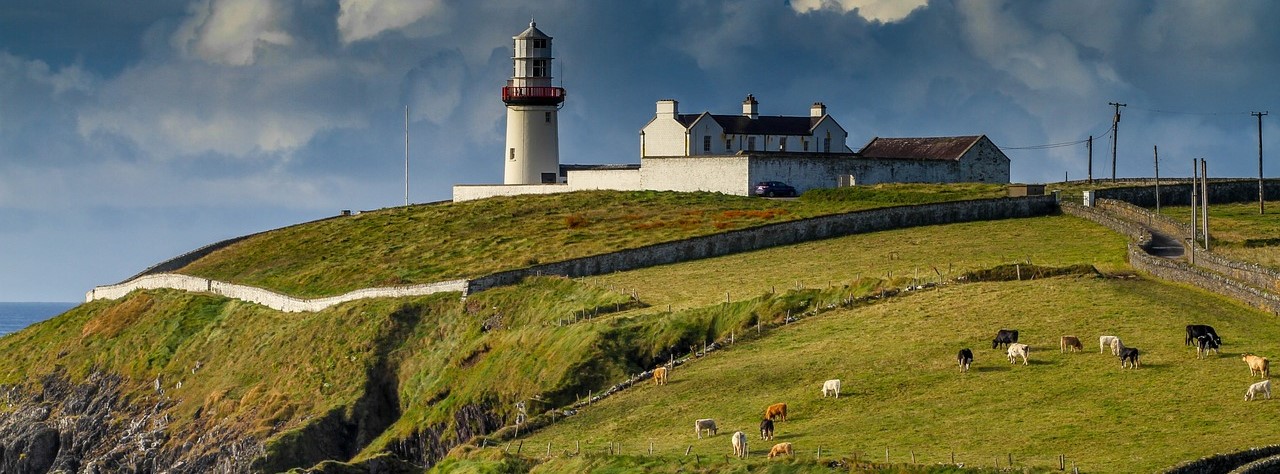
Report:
1243,354,1271,378
760,419,774,440
1100,336,1121,355
1006,343,1030,365
1186,325,1221,347
1111,338,1126,357
1120,347,1140,369
992,329,1019,349
957,348,974,373
764,402,788,422
1246,380,1272,401
1060,336,1083,353
731,431,748,459
768,442,794,459
653,366,668,386
694,418,718,439
822,379,841,398
1196,335,1221,359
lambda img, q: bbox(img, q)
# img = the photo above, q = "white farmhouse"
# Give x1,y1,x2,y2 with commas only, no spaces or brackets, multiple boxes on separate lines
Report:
640,95,851,157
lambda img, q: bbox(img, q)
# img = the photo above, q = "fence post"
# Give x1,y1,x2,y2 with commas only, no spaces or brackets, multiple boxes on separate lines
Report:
546,442,551,457
576,440,580,455
911,450,915,463
516,441,522,454
685,445,692,456
609,441,613,455
886,448,889,464
649,441,653,455
1009,453,1013,466
816,447,820,460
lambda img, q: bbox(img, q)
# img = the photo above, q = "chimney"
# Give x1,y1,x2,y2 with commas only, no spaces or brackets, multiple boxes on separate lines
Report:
742,94,758,119
810,102,827,118
656,99,678,117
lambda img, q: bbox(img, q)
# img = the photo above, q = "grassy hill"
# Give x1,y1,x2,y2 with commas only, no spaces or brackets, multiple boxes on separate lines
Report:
11,185,1273,473
175,185,1005,298
1157,200,1280,271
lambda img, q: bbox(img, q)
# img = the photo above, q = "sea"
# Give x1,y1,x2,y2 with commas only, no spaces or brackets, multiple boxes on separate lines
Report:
0,302,78,337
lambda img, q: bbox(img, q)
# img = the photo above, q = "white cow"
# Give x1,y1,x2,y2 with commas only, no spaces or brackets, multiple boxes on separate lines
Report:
1007,343,1030,365
822,379,841,398
731,430,748,458
1100,336,1121,355
1246,380,1272,401
694,418,718,438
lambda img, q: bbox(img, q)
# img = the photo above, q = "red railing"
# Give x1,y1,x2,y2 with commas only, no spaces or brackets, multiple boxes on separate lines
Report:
502,86,565,102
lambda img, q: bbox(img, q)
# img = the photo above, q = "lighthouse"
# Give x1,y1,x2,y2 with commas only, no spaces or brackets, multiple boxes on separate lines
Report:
502,21,565,185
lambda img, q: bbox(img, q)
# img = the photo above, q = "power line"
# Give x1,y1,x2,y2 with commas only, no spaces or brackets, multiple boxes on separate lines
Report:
1002,121,1113,150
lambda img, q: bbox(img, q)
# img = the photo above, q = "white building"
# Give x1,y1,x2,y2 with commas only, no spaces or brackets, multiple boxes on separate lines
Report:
640,95,852,157
502,21,565,185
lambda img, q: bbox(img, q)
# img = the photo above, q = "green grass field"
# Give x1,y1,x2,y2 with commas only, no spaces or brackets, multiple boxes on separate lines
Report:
520,276,1280,473
1157,200,1280,271
176,185,1005,298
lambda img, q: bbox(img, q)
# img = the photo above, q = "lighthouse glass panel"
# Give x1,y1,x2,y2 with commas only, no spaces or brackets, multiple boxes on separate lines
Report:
532,60,547,77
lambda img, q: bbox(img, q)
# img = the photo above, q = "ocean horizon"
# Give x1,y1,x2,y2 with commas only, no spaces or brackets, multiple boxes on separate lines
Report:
0,302,77,336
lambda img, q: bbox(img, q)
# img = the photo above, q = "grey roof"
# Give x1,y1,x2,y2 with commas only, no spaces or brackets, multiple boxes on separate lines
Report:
857,136,986,161
676,114,821,136
515,21,551,39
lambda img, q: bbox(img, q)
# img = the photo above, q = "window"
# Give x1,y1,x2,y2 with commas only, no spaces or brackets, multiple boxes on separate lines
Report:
531,39,547,49
780,137,787,151
509,148,516,161
725,138,732,150
823,137,831,153
541,172,557,184
803,140,809,152
532,59,547,77
545,112,552,123
748,136,756,151
703,136,711,153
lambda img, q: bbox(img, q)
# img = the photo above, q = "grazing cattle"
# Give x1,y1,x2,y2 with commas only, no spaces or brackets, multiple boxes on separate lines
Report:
1246,380,1272,401
992,329,1020,349
731,431,748,458
957,348,974,373
768,442,794,459
694,418,718,439
759,419,774,440
822,379,841,398
764,403,788,422
1196,335,1221,359
1006,343,1030,365
1060,336,1083,353
653,366,668,386
1100,336,1121,355
1243,354,1271,378
1186,325,1221,347
1111,338,1126,357
1120,347,1140,369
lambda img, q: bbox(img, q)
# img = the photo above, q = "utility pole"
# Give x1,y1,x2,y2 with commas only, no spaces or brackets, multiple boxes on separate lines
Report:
404,105,410,207
1254,111,1268,214
1201,158,1209,251
1109,102,1127,180
1087,135,1093,183
1191,159,1198,258
1153,145,1161,213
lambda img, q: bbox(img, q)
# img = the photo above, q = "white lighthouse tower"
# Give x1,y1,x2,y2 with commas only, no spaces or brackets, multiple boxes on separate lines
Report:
502,21,565,185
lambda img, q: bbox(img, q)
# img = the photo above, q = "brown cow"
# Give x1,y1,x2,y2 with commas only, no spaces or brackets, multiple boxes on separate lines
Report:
1243,354,1271,378
768,442,794,459
764,402,788,422
1060,336,1083,353
653,366,668,386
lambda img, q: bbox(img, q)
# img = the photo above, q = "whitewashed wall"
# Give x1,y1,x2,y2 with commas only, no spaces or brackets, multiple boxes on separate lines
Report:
639,155,752,195
640,117,690,157
88,273,468,312
453,183,572,202
567,169,643,190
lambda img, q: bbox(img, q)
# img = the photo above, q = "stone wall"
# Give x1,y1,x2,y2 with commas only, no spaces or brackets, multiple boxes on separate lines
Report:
1127,245,1280,314
466,196,1059,294
1162,445,1280,474
1059,202,1151,245
1094,179,1280,207
88,274,468,313
639,155,752,195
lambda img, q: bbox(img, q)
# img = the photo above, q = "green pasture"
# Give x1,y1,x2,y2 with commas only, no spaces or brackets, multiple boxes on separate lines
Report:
176,185,1005,298
520,276,1280,473
1157,200,1280,270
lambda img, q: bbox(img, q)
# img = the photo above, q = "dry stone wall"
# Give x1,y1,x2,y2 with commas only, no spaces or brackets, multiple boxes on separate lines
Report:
88,275,467,313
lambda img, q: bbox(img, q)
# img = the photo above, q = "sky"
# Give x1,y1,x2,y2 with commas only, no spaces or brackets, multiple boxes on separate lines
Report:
4,0,1280,302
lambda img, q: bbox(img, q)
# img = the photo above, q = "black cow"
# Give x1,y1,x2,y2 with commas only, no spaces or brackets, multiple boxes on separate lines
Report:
957,348,974,372
1185,325,1221,347
992,329,1019,349
760,419,774,441
1196,334,1221,358
1120,347,1140,369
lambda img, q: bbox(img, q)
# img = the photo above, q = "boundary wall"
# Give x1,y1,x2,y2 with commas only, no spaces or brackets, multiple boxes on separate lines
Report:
1162,445,1280,474
1092,178,1280,208
89,196,1059,311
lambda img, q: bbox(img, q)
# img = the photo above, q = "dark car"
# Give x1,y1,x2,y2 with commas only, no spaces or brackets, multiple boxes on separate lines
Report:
754,181,796,197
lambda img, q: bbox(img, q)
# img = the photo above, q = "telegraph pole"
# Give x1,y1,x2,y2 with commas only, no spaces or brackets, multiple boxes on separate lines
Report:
1254,111,1268,214
1153,145,1161,213
1087,135,1093,183
404,105,410,207
1109,102,1127,180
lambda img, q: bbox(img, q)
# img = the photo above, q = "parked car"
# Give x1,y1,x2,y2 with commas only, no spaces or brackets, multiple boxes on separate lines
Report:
754,181,797,197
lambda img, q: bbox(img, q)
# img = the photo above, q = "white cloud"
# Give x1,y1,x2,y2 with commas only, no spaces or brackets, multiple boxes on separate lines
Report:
172,0,294,66
789,0,927,23
338,0,445,44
